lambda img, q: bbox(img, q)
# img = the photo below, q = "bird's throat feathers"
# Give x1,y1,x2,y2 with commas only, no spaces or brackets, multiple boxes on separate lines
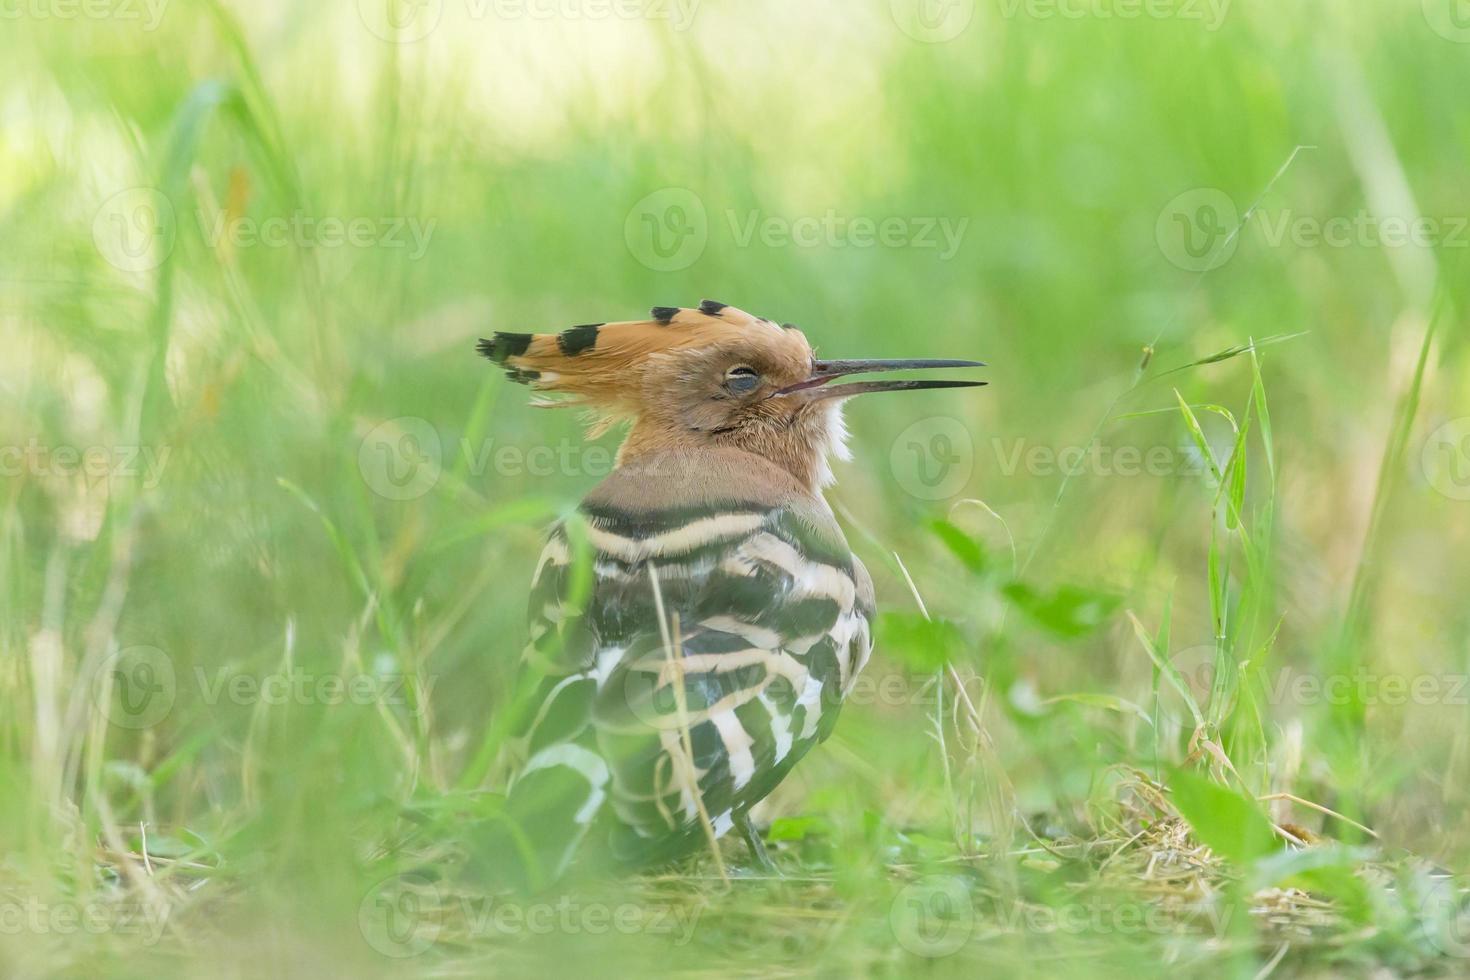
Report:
618,398,852,494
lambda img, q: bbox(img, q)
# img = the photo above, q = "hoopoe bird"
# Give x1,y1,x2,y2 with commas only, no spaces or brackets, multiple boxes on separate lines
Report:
475,301,984,887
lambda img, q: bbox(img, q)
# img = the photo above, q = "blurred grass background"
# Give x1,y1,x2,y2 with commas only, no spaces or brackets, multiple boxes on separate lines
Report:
2,0,1470,976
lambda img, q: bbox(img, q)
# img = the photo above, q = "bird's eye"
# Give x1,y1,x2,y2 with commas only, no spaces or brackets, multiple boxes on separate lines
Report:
725,365,762,393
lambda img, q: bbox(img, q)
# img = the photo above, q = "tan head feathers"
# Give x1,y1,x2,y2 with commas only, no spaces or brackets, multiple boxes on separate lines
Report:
476,301,808,410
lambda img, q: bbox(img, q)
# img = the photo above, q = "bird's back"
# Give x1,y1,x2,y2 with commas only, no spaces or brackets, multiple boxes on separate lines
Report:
497,448,875,882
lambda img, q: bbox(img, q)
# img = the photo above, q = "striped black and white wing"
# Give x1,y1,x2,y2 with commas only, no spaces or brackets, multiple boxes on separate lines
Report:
504,498,874,873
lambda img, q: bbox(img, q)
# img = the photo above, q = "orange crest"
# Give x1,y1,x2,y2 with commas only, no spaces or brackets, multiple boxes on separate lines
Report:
477,301,811,413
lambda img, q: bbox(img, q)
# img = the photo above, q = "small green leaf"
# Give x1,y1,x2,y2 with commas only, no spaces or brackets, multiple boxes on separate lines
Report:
767,816,833,843
1249,344,1276,485
1173,390,1223,485
1221,398,1252,529
1169,769,1280,865
1003,582,1120,638
876,612,965,670
928,520,986,574
1226,437,1248,530
128,833,197,860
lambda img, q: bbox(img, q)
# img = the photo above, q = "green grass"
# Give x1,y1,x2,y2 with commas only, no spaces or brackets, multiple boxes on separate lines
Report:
3,0,1470,976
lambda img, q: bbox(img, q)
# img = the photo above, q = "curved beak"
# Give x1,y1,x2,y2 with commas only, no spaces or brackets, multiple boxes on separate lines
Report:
775,357,987,401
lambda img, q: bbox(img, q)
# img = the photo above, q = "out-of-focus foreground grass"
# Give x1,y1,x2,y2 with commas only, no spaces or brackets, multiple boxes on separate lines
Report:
2,1,1469,976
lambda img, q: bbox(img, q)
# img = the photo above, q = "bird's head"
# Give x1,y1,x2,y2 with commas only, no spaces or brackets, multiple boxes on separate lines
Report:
477,301,984,491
